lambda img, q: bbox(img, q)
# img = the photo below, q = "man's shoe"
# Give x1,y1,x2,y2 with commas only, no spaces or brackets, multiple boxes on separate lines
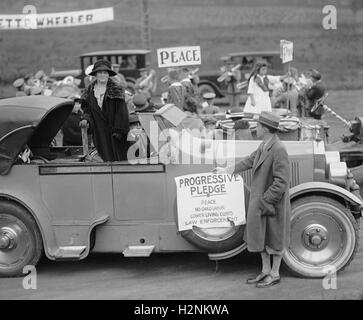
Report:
256,275,281,288
246,273,268,284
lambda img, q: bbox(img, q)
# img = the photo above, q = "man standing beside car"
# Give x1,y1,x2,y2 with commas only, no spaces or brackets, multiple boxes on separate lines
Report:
214,111,291,288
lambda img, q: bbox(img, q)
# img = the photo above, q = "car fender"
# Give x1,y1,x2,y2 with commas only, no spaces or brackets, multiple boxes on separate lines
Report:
0,191,59,261
290,182,363,207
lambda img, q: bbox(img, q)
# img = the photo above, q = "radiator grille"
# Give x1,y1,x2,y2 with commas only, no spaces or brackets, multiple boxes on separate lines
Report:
240,161,300,188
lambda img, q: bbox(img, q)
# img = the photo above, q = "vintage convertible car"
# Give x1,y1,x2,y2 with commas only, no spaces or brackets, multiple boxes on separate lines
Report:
0,96,361,278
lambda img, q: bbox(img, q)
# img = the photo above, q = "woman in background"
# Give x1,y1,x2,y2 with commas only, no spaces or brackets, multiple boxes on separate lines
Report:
244,62,288,114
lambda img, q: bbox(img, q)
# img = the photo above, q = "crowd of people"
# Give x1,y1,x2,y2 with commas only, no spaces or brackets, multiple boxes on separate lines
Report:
11,57,327,163
13,70,81,98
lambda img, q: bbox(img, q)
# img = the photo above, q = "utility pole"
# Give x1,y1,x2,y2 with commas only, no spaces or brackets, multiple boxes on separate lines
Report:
141,0,151,50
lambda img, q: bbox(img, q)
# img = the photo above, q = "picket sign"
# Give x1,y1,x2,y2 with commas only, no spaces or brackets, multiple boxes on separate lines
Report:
157,46,201,68
174,173,246,231
280,40,293,64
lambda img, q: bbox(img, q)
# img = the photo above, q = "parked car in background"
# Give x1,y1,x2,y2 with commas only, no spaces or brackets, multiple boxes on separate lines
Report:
0,97,361,278
198,51,286,100
50,49,151,91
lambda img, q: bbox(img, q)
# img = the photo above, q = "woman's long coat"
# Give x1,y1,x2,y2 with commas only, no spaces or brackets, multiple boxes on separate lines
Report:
232,134,291,252
81,79,129,162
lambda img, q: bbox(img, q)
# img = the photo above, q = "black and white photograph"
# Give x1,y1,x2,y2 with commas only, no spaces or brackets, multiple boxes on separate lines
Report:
0,0,363,306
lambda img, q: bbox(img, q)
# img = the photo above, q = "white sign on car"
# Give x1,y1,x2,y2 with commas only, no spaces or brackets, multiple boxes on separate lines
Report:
157,46,201,68
175,173,246,231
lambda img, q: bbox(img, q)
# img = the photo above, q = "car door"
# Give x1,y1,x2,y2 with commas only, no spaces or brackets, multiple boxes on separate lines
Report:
111,160,167,222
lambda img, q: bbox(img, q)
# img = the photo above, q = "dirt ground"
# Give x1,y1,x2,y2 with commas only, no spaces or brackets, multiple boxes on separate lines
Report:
0,226,362,300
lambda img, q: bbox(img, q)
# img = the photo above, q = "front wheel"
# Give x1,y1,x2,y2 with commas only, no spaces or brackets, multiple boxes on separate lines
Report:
283,196,359,278
0,201,43,277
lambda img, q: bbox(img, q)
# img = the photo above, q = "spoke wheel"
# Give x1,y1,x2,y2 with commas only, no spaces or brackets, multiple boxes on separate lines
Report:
283,196,359,278
0,202,43,277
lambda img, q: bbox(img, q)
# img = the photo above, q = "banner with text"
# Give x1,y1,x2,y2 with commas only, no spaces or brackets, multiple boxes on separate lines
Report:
0,7,114,30
157,46,201,68
175,173,246,231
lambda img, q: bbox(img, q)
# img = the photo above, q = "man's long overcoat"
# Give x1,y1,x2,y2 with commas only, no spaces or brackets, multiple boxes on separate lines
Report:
232,134,291,252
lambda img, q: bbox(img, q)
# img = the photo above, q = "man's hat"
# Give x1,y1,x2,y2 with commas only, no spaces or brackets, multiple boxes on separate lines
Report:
203,92,216,100
310,69,321,81
13,78,24,88
89,60,116,77
257,111,282,131
35,70,45,80
132,93,150,111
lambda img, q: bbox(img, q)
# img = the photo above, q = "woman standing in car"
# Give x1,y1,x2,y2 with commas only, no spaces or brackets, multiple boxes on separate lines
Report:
80,59,129,162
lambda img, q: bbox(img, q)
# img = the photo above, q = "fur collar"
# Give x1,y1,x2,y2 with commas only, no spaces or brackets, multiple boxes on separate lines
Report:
82,79,125,100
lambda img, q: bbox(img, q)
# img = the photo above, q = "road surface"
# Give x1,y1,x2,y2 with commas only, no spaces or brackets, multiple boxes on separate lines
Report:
1,227,363,300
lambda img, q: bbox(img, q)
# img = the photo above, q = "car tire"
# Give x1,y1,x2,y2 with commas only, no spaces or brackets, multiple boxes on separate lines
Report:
198,83,217,97
0,201,43,277
181,185,249,253
283,196,359,278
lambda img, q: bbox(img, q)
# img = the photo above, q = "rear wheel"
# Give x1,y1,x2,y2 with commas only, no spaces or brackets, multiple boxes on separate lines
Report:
283,196,359,278
0,201,43,277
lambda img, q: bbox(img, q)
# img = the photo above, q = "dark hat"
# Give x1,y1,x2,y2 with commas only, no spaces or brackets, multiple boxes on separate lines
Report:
90,60,116,76
257,111,281,131
132,93,150,111
203,92,216,100
310,69,321,81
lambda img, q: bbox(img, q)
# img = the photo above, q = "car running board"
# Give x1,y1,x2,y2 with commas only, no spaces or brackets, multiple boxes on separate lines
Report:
122,245,155,257
53,246,87,259
208,243,247,261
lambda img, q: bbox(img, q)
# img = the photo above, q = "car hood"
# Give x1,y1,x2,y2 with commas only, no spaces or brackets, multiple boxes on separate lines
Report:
0,96,73,175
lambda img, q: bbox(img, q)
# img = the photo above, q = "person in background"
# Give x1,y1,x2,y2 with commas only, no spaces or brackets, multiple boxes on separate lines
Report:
34,70,47,89
224,57,242,108
80,59,130,162
112,64,127,89
200,92,221,115
135,67,157,97
234,119,253,140
214,111,290,288
244,62,289,114
24,74,34,95
303,69,326,119
167,67,186,110
13,78,27,97
62,98,84,146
